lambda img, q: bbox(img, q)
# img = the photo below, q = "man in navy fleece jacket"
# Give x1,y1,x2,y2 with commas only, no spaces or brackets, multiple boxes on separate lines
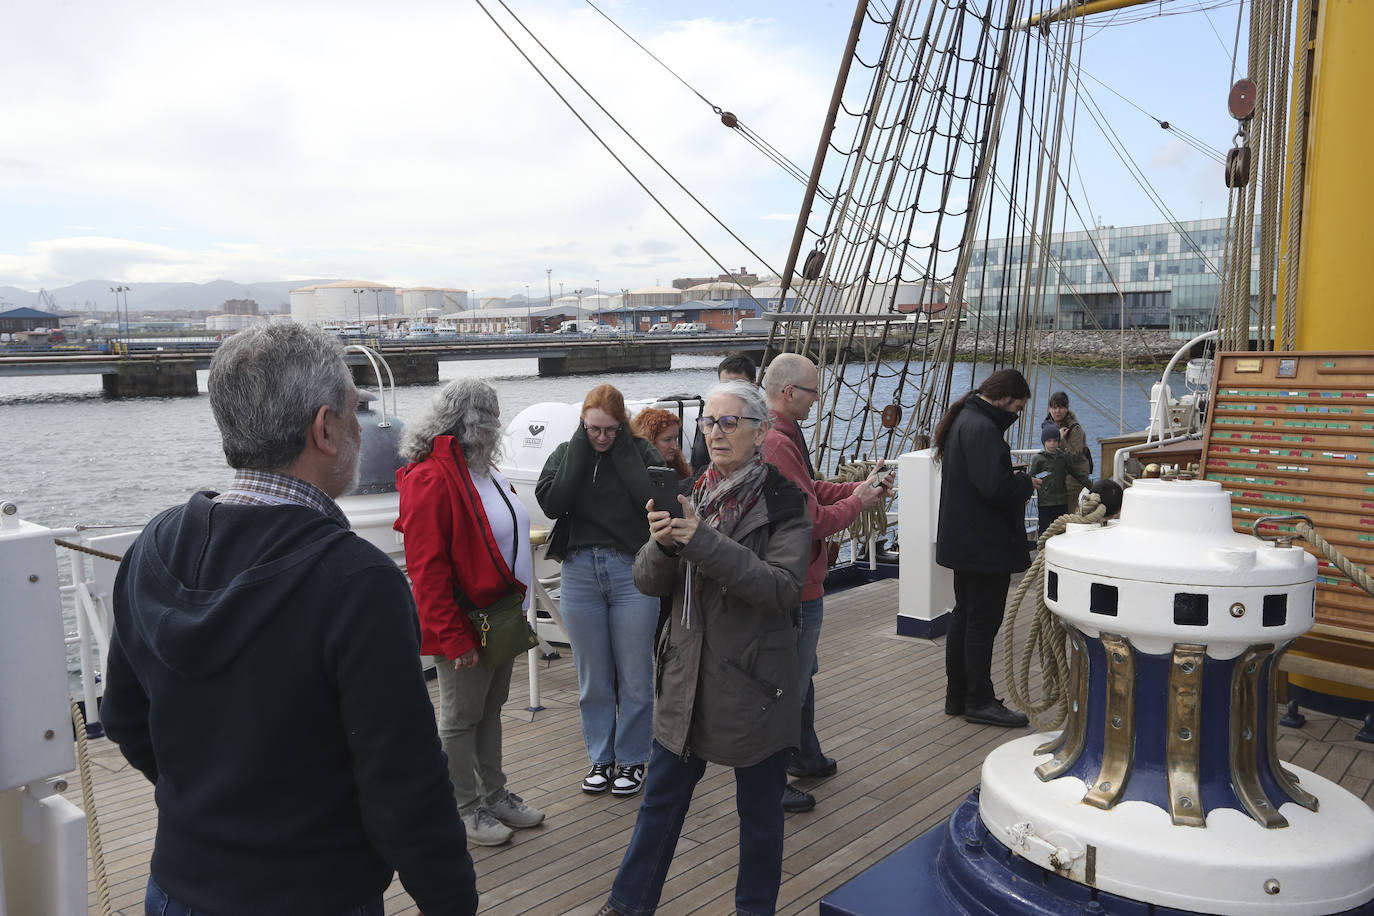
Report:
101,324,478,916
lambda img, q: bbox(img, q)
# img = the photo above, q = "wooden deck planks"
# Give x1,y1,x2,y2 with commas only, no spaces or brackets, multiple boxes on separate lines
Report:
71,577,1374,915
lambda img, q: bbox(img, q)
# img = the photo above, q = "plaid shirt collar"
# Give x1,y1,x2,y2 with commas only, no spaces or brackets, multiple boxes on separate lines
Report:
213,469,351,529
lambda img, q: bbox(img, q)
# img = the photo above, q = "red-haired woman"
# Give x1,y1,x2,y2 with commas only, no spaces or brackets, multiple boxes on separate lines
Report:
536,384,664,797
631,407,691,480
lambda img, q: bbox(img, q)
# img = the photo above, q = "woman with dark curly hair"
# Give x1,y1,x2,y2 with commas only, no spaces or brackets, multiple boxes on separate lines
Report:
536,384,664,798
631,407,691,479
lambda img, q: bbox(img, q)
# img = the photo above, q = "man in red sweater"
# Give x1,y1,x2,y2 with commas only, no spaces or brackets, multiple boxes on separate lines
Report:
760,354,892,812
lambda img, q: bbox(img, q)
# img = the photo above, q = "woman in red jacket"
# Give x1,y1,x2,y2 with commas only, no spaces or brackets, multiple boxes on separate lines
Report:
396,379,545,846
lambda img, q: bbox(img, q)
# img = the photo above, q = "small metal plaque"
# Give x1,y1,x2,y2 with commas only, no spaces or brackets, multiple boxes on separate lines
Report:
1234,358,1264,373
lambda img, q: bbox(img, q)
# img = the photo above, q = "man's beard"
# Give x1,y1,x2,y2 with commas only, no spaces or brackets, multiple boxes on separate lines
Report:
335,428,362,497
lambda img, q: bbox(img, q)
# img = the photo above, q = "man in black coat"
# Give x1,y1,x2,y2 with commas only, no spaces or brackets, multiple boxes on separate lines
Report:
933,368,1036,728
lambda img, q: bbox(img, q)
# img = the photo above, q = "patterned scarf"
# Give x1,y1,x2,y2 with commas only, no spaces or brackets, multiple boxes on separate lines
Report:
693,451,770,539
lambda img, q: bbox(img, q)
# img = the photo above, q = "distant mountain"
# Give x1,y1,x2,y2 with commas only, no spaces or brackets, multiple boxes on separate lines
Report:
0,279,341,313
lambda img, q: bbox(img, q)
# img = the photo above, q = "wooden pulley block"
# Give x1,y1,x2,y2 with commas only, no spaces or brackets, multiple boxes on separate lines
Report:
1228,79,1257,121
720,110,738,128
1225,146,1251,188
881,404,901,428
803,246,826,280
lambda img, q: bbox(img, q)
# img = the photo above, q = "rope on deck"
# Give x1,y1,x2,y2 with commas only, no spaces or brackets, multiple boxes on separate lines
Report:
1002,494,1107,732
71,697,113,916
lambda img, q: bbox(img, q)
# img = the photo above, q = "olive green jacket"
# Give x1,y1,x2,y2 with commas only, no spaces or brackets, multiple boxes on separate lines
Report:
634,466,811,767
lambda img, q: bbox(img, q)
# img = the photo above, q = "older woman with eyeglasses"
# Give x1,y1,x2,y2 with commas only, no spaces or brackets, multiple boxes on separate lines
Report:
536,384,664,798
596,380,811,916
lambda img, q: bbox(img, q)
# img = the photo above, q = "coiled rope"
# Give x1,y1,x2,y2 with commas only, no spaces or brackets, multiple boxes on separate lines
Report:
831,459,892,543
1002,494,1107,732
70,697,112,916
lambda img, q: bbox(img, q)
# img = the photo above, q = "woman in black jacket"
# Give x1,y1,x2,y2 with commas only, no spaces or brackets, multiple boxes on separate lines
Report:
933,368,1037,728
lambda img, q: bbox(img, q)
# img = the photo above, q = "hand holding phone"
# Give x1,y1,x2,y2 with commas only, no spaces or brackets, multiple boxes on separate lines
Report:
1034,470,1051,480
647,466,684,518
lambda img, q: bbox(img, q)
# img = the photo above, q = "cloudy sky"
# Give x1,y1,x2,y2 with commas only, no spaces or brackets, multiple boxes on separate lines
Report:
0,0,1244,297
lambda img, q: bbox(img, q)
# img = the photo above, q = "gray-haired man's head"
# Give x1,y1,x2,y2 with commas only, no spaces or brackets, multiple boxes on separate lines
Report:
208,324,354,472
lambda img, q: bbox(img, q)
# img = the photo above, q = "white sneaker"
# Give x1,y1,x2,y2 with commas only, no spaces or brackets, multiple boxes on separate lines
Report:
487,791,545,829
611,764,645,797
460,806,513,846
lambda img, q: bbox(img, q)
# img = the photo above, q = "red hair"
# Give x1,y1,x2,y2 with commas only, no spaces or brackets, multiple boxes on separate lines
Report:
581,384,631,429
632,407,691,479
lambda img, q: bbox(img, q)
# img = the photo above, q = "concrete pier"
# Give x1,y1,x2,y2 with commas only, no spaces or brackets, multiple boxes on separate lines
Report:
101,360,198,399
349,351,438,387
538,342,672,376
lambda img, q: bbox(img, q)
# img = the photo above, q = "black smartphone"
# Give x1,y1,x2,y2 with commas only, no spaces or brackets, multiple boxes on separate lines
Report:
647,466,683,518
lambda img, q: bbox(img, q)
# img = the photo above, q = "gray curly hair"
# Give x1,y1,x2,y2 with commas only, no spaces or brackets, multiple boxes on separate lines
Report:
399,378,503,472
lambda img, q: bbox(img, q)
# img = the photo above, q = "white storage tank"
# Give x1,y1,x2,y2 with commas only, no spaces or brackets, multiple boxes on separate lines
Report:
289,285,319,325
313,281,396,326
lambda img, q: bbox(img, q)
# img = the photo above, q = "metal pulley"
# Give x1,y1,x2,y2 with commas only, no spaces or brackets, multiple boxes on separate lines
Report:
1228,78,1257,120
719,110,738,129
803,243,826,280
1226,144,1251,188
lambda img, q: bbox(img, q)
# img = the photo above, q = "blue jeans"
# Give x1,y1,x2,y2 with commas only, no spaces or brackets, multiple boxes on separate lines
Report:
145,878,382,915
794,596,825,764
559,547,658,767
608,740,790,916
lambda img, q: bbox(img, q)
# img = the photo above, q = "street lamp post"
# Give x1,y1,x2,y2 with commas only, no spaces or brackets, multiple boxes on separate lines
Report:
546,268,553,333
575,289,583,333
110,285,130,352
525,284,531,333
352,288,365,338
372,289,383,344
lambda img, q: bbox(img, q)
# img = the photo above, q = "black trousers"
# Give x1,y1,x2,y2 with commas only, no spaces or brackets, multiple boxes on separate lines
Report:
946,570,1012,709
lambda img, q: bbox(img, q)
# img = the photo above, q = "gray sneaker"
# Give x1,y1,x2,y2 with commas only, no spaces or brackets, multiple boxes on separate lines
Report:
486,791,545,829
460,806,514,846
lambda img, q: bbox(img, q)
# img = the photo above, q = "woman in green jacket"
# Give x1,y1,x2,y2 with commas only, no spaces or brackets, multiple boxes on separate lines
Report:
536,384,663,798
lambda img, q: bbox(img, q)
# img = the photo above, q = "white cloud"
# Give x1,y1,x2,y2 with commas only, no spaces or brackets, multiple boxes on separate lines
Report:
0,1,831,293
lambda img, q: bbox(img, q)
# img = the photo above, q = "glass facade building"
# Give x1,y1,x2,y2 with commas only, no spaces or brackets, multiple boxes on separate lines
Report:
964,218,1261,337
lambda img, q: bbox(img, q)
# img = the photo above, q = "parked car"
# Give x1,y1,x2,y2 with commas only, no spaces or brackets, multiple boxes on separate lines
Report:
672,322,706,335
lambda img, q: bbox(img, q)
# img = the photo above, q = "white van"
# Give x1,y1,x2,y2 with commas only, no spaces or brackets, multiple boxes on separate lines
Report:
647,322,674,335
672,322,706,335
553,320,579,334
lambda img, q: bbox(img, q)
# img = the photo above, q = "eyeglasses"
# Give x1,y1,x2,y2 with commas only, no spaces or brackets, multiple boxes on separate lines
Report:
789,384,819,396
583,423,621,438
697,415,761,434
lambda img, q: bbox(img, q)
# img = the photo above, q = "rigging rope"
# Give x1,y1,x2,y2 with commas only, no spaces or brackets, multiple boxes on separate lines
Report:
71,698,113,916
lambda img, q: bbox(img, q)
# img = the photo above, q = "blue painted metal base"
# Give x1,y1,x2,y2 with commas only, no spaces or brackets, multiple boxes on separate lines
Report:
896,611,950,639
824,560,900,594
820,790,1374,916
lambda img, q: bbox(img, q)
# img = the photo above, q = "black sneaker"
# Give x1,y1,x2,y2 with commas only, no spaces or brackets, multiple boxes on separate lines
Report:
782,783,816,813
582,763,613,794
964,699,1029,728
611,764,646,797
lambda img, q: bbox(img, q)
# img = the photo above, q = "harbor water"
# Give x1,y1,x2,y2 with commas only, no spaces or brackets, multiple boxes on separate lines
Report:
2,353,1159,529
